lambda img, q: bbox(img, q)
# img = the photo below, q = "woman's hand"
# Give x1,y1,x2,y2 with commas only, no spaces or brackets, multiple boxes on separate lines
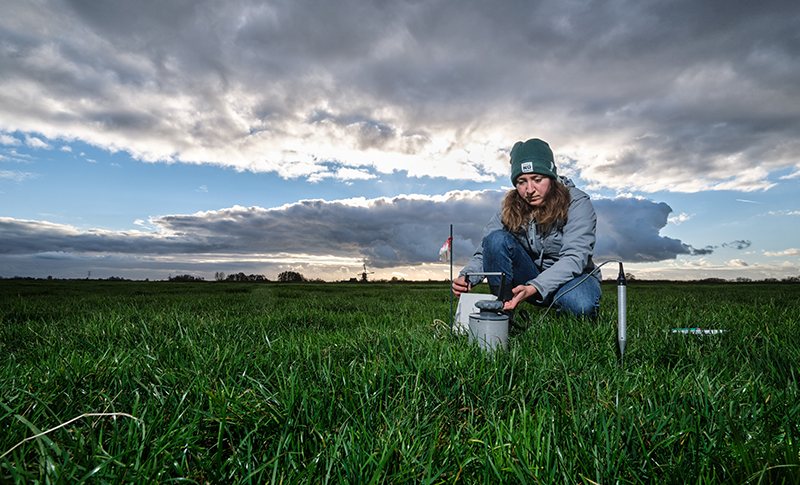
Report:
504,285,538,310
452,276,471,297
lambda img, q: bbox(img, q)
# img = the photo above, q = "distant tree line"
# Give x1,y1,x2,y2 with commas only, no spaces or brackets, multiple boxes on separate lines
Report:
166,271,310,283
214,272,269,282
277,271,305,283
213,271,327,283
169,274,205,282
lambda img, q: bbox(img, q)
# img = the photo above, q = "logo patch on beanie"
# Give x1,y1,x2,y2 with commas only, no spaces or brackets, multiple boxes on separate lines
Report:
521,162,533,173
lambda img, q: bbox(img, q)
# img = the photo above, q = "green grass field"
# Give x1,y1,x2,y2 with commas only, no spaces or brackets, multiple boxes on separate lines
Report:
1,279,799,484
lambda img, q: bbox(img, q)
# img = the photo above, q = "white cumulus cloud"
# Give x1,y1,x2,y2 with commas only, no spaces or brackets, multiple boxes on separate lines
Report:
764,248,800,257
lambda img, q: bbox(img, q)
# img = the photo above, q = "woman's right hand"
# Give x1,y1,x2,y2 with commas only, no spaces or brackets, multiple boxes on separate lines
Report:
452,276,471,297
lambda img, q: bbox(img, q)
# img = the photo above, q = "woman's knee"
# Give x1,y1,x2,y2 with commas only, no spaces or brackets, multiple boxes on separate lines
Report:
555,279,601,319
483,231,521,267
484,230,516,250
557,297,599,319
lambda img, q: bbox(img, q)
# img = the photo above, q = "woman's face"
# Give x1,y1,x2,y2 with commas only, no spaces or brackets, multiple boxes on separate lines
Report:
515,173,551,206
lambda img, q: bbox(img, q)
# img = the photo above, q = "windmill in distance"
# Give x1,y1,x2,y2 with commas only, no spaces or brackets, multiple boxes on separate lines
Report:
361,263,375,282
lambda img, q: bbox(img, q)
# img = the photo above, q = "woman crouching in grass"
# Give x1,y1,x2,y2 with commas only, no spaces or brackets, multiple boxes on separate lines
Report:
452,138,601,320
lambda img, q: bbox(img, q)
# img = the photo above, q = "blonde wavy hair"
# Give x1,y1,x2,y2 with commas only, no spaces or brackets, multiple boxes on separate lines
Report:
501,178,571,233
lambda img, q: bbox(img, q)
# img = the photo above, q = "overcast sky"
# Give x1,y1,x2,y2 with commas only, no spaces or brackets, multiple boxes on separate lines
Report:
1,0,799,281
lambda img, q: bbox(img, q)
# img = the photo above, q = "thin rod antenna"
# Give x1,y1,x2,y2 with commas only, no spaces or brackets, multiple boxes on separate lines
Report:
449,224,454,338
617,263,627,366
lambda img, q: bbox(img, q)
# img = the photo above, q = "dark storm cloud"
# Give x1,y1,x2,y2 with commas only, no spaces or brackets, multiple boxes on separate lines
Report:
687,245,715,256
2,0,799,188
722,240,753,250
1,192,706,274
151,193,502,268
593,197,702,262
0,217,234,255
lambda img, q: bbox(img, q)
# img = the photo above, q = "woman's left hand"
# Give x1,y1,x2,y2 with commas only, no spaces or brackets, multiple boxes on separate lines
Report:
504,285,538,310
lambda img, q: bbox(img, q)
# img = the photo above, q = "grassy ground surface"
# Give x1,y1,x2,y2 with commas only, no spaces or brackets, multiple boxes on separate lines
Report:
1,279,799,484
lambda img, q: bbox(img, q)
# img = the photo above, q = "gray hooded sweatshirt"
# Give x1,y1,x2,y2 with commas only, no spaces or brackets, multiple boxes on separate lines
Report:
459,177,600,301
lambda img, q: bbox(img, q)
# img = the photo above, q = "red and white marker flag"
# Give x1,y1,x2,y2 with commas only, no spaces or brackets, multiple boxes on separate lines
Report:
439,237,452,262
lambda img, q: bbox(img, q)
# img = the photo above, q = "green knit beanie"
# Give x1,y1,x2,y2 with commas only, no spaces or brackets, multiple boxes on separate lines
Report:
509,138,557,184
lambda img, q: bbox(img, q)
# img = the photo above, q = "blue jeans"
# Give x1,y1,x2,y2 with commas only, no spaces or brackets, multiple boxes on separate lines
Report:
483,230,601,318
